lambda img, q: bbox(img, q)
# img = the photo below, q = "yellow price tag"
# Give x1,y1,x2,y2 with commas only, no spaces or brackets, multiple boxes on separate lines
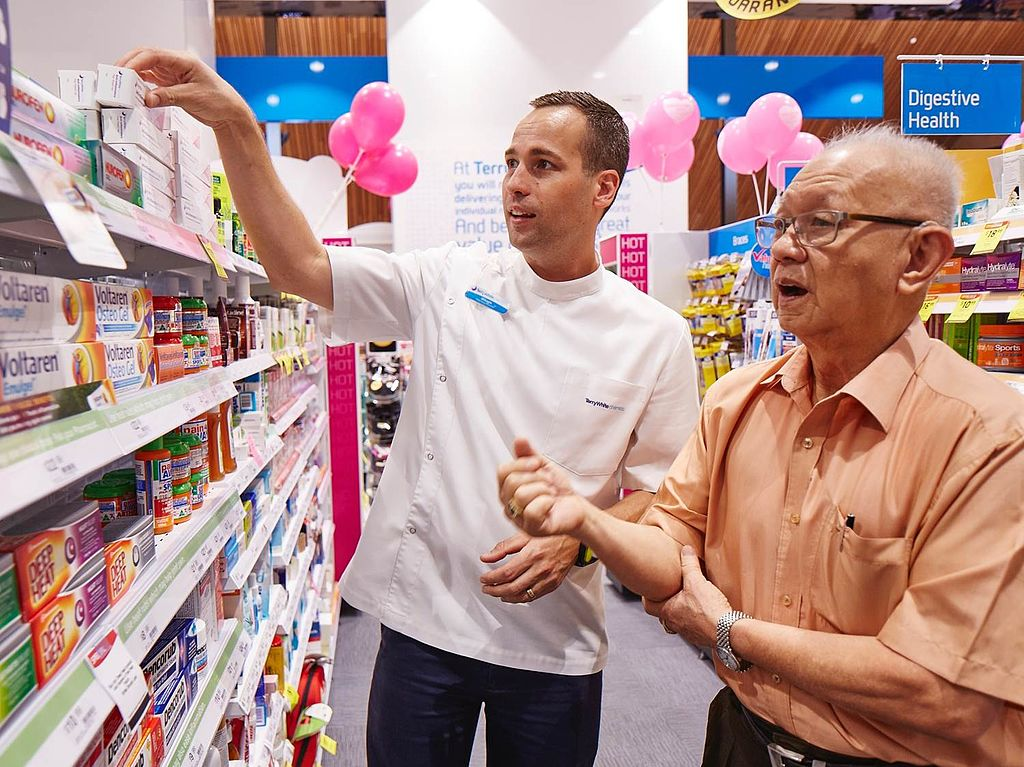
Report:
284,353,294,376
945,293,985,324
319,735,337,756
1008,292,1024,322
918,295,939,323
302,348,312,367
294,352,305,371
284,683,299,709
197,234,228,280
970,221,1009,255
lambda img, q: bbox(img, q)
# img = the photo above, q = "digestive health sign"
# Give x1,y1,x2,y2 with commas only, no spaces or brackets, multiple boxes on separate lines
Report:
901,62,1022,135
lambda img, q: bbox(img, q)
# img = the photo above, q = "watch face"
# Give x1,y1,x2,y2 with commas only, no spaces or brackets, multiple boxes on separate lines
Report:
716,646,739,671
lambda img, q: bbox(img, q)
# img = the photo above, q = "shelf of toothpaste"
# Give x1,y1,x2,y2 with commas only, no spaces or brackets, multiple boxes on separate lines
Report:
360,342,412,506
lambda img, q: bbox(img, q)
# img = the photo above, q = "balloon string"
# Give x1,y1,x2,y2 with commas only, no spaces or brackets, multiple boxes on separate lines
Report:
751,172,763,217
315,150,365,235
659,153,667,232
763,154,772,214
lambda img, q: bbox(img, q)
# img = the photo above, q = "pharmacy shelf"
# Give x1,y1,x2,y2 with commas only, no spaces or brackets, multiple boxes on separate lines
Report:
227,587,288,717
927,291,1021,316
232,434,285,497
271,385,317,433
250,693,287,767
165,620,250,767
0,482,245,767
952,218,1024,248
285,564,325,694
225,492,286,590
279,544,316,635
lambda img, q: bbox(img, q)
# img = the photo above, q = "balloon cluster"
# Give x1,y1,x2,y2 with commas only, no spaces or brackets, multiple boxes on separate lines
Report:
328,82,419,197
625,91,701,182
716,92,823,212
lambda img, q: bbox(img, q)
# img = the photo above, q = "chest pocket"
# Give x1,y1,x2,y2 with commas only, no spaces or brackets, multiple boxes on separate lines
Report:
543,367,648,476
810,505,911,636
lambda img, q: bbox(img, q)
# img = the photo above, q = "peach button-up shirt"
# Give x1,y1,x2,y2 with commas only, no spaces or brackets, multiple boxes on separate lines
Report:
643,320,1024,766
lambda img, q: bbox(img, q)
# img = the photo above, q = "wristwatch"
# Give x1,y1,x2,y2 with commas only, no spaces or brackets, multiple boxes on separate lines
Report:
575,543,598,567
715,610,753,672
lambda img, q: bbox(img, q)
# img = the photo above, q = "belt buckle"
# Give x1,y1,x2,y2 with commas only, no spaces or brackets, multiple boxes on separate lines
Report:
766,741,828,767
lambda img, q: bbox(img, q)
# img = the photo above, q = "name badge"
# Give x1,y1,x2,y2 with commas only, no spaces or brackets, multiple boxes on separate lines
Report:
465,287,508,315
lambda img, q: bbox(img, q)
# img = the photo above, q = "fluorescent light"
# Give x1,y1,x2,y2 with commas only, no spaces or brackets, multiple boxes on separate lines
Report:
309,60,325,73
764,60,780,72
850,93,864,104
266,94,280,107
717,93,731,106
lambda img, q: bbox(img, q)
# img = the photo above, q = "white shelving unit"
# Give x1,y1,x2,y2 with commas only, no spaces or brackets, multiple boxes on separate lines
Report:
227,587,288,717
952,217,1024,249
285,564,326,694
928,290,1021,316
250,693,287,767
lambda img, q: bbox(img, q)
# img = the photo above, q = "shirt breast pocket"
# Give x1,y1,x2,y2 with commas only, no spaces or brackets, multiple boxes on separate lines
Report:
542,368,647,477
810,507,911,636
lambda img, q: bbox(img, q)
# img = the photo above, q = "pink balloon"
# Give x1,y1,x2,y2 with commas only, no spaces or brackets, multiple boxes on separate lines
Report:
746,92,802,157
351,82,406,152
1003,133,1023,150
353,143,419,197
328,113,360,168
766,131,824,188
642,91,700,155
622,113,646,171
641,140,694,182
717,118,768,175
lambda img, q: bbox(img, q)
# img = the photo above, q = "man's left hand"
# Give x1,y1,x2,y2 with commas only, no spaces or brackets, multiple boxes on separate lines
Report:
648,546,733,645
480,532,578,604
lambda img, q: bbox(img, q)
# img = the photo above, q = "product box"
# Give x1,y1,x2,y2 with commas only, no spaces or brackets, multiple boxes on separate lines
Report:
157,107,204,155
0,623,37,729
0,553,21,637
960,198,1002,227
0,501,103,620
0,272,97,344
959,255,989,293
103,516,156,607
103,701,146,767
175,191,215,236
57,70,98,110
931,257,962,295
211,170,232,221
101,108,173,169
177,166,212,209
73,731,103,767
987,252,1021,292
155,343,184,384
977,326,1024,372
90,142,144,207
93,283,153,339
29,551,110,686
141,188,176,221
95,64,148,110
11,71,87,144
152,669,190,744
170,129,210,183
175,564,219,643
80,110,101,141
141,617,197,694
115,717,164,767
107,143,176,196
102,339,156,396
10,117,95,182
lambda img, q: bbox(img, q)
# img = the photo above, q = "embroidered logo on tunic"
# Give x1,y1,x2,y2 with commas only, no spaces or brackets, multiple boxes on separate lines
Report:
585,397,625,412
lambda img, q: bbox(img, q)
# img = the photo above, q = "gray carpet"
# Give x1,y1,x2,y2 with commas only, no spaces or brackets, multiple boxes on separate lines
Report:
321,581,723,766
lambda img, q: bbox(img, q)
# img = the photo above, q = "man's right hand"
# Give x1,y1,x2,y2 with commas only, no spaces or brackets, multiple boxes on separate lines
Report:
116,48,251,132
497,438,593,538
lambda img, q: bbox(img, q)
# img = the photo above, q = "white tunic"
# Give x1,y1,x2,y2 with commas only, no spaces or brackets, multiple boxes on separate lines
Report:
329,242,699,675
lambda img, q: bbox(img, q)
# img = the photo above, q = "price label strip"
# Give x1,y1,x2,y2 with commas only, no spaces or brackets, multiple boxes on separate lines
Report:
918,295,939,323
320,735,337,756
970,221,1010,255
945,293,986,325
1008,292,1024,322
86,630,148,719
197,234,229,280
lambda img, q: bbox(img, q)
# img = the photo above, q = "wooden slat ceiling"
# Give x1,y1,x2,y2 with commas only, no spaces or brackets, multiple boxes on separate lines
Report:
215,16,264,56
688,19,723,231
278,16,387,56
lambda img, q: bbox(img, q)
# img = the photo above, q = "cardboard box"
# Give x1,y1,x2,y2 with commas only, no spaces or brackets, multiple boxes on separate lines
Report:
103,516,156,607
170,129,209,183
959,255,989,293
115,718,164,767
95,64,149,110
10,117,94,182
30,551,109,686
960,198,1002,227
11,71,87,144
0,501,103,620
89,142,144,207
80,110,101,141
155,343,184,384
0,623,37,728
177,166,212,209
107,143,176,193
57,70,98,110
0,272,96,344
101,108,173,169
101,339,156,396
141,188,175,221
931,257,962,295
152,669,190,744
156,107,203,154
0,553,20,637
987,252,1021,292
175,191,215,236
93,283,153,339
140,618,197,694
103,703,143,767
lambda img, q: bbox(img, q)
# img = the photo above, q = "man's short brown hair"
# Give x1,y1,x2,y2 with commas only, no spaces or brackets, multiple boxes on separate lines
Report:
530,91,629,184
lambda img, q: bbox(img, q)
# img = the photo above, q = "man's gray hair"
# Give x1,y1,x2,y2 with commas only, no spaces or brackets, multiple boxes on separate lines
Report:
823,124,962,228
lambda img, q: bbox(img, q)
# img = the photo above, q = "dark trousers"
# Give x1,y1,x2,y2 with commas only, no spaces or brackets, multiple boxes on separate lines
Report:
367,626,603,767
702,687,925,767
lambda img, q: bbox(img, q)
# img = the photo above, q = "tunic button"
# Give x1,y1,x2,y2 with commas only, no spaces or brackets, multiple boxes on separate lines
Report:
790,514,800,525
439,374,447,382
782,594,792,607
426,452,434,461
772,674,782,684
802,437,814,449
447,298,455,305
407,525,417,534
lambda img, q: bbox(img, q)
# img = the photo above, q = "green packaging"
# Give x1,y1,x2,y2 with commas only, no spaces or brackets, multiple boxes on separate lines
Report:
0,554,19,637
0,623,37,727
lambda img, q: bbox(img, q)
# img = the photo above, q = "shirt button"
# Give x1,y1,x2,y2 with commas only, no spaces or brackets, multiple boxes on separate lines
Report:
782,594,792,607
407,525,416,534
771,674,782,684
789,514,800,525
439,374,447,382
447,298,455,305
801,437,814,449
426,452,434,461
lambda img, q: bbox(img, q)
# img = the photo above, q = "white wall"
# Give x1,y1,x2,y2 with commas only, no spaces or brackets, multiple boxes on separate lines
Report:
10,0,215,91
386,0,689,253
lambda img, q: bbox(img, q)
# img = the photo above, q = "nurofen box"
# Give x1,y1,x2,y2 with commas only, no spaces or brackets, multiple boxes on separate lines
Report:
103,516,155,606
959,255,989,293
92,283,153,339
95,65,148,110
91,142,144,207
141,618,197,695
152,669,191,744
11,71,87,144
0,553,20,637
29,551,109,686
58,70,98,110
0,272,96,344
0,342,107,401
107,143,176,193
10,118,95,182
102,339,156,396
0,623,37,729
0,501,103,620
101,108,173,169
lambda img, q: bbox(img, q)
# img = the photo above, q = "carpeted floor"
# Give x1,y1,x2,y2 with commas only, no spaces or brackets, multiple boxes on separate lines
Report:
321,581,723,766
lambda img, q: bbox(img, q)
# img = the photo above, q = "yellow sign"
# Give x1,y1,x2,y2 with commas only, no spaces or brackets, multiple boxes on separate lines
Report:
716,0,799,19
1008,292,1024,322
970,221,1009,255
945,293,985,324
919,295,939,323
302,348,312,367
320,735,338,756
284,683,299,709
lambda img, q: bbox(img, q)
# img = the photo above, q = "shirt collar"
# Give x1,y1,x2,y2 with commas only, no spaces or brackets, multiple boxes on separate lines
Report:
759,344,811,395
512,251,604,300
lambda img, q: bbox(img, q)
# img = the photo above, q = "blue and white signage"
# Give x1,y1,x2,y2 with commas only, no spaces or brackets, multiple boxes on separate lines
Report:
901,62,1022,136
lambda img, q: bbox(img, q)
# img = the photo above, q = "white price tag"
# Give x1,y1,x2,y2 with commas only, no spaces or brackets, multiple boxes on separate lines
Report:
55,695,106,754
43,452,78,481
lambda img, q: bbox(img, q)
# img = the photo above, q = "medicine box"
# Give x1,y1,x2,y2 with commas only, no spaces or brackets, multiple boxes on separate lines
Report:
81,110,101,141
0,623,37,729
0,501,103,620
12,71,87,144
107,143,176,196
93,283,154,339
959,198,1002,227
141,188,176,221
103,516,156,607
0,553,20,637
931,257,961,295
959,256,989,293
115,717,164,767
103,700,146,767
0,273,96,344
57,70,98,110
170,130,210,183
10,118,95,182
91,142,144,207
175,563,220,643
987,252,1021,292
175,188,216,235
95,64,149,110
141,617,197,695
101,108,173,169
152,669,191,744
29,551,110,686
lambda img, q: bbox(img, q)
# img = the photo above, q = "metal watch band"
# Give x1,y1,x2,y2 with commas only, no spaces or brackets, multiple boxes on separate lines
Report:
716,610,753,672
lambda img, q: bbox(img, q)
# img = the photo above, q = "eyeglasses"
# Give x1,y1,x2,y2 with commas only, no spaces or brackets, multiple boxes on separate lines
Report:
754,210,928,249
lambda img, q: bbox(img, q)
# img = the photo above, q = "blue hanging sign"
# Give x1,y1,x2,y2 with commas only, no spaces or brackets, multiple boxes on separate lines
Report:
901,62,1022,136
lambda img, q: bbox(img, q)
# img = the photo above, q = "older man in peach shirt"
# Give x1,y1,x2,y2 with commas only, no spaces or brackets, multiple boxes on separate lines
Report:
498,125,1024,766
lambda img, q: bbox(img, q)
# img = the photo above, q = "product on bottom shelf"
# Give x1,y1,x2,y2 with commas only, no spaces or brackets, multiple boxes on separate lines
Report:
102,516,156,606
0,622,37,729
153,667,191,745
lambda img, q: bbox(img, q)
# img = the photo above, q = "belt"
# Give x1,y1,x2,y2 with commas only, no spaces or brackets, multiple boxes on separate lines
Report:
738,702,925,767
